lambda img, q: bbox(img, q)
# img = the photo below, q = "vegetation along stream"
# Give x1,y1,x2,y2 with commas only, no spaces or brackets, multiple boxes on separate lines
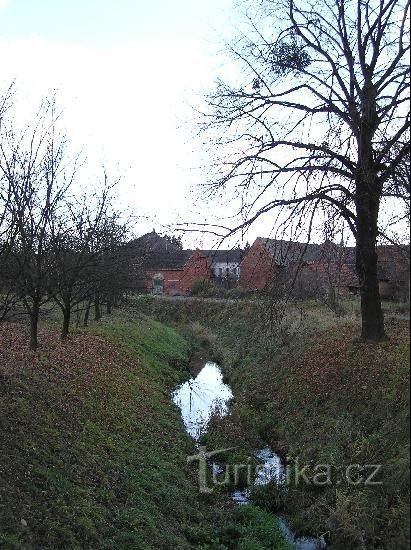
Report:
172,361,327,549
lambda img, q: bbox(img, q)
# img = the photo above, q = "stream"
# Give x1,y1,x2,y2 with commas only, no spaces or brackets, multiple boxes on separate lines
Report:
172,361,326,550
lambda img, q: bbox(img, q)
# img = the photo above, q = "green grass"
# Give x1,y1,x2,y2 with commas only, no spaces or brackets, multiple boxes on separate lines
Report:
0,317,212,548
131,296,410,549
0,310,293,549
94,312,190,380
0,313,203,548
231,505,291,550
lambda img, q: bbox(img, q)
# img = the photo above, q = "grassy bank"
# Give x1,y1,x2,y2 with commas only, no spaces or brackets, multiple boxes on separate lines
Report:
0,311,292,549
0,314,200,548
131,296,410,549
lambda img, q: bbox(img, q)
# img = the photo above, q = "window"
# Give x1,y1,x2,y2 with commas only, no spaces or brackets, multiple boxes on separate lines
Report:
153,276,164,294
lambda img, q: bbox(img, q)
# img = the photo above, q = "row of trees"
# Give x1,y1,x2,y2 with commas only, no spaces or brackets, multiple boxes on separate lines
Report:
0,89,135,349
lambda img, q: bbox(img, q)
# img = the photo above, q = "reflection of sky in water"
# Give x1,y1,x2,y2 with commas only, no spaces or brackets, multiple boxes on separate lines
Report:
172,363,326,549
172,362,233,440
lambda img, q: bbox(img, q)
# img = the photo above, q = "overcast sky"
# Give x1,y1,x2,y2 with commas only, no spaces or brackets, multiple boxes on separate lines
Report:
2,1,406,249
0,0,254,248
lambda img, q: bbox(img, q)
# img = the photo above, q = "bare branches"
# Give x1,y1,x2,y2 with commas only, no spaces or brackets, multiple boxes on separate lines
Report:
198,0,409,340
0,90,131,346
199,0,409,239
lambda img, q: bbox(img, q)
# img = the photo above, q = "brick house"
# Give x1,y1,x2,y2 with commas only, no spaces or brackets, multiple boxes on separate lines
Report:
177,250,213,294
127,231,190,295
297,256,359,298
240,237,409,300
148,249,243,295
144,250,194,295
145,249,238,295
376,245,409,300
129,231,243,295
202,249,243,281
239,238,344,292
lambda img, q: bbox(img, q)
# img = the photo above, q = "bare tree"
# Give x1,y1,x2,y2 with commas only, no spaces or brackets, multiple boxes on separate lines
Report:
0,98,75,349
0,85,19,320
49,182,112,339
379,137,410,245
0,90,133,343
51,203,131,338
87,211,131,322
200,0,410,340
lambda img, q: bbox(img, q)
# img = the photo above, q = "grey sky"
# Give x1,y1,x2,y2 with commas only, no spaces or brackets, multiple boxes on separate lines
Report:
0,0,248,247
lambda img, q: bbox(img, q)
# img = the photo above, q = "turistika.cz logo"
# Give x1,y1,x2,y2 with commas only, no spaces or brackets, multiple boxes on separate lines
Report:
187,446,383,494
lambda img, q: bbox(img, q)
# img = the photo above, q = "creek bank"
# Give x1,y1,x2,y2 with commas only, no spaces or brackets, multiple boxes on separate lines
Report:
172,360,326,550
0,316,218,548
130,297,410,548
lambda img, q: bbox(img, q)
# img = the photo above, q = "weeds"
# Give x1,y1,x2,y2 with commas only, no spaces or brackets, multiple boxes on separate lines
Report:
133,296,410,549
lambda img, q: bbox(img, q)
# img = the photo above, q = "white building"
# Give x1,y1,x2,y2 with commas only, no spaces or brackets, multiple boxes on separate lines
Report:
203,249,243,280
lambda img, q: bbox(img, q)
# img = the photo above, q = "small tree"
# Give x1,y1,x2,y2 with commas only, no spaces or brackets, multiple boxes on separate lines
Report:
77,205,134,324
49,178,132,338
50,183,108,338
0,98,75,349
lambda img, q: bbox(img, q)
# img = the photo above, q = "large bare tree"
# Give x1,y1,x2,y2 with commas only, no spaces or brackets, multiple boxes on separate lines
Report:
200,0,410,340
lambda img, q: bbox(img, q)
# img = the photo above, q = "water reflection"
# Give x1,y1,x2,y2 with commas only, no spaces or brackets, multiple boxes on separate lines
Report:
172,362,326,550
172,362,233,440
231,447,284,506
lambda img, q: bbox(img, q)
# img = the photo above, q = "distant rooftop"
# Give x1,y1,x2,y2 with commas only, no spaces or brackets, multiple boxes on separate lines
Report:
128,231,244,270
130,230,182,253
257,237,356,265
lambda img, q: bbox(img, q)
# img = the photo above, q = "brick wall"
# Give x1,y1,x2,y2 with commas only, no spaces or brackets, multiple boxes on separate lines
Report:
236,239,409,300
145,269,184,295
239,240,279,290
179,250,213,293
144,250,213,295
376,246,409,300
298,261,358,297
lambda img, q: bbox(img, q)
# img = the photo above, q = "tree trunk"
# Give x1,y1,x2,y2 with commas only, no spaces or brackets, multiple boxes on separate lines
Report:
94,293,101,322
356,237,385,341
355,80,386,342
61,305,71,340
30,300,40,351
83,301,91,327
355,177,386,341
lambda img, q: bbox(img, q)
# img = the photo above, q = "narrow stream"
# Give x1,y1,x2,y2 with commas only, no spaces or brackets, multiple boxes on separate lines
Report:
172,362,233,440
172,361,326,550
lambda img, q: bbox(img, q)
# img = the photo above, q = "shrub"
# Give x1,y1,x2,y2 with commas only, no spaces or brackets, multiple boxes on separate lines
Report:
226,287,249,300
191,279,227,298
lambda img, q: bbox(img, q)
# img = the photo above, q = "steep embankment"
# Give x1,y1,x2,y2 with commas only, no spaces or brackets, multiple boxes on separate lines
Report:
211,320,410,549
132,297,410,549
0,312,292,549
0,315,203,548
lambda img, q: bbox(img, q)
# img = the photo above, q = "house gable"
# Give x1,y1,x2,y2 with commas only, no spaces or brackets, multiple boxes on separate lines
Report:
240,238,279,290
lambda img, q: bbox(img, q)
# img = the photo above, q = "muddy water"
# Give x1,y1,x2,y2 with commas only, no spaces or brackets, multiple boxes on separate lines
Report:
172,361,326,550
